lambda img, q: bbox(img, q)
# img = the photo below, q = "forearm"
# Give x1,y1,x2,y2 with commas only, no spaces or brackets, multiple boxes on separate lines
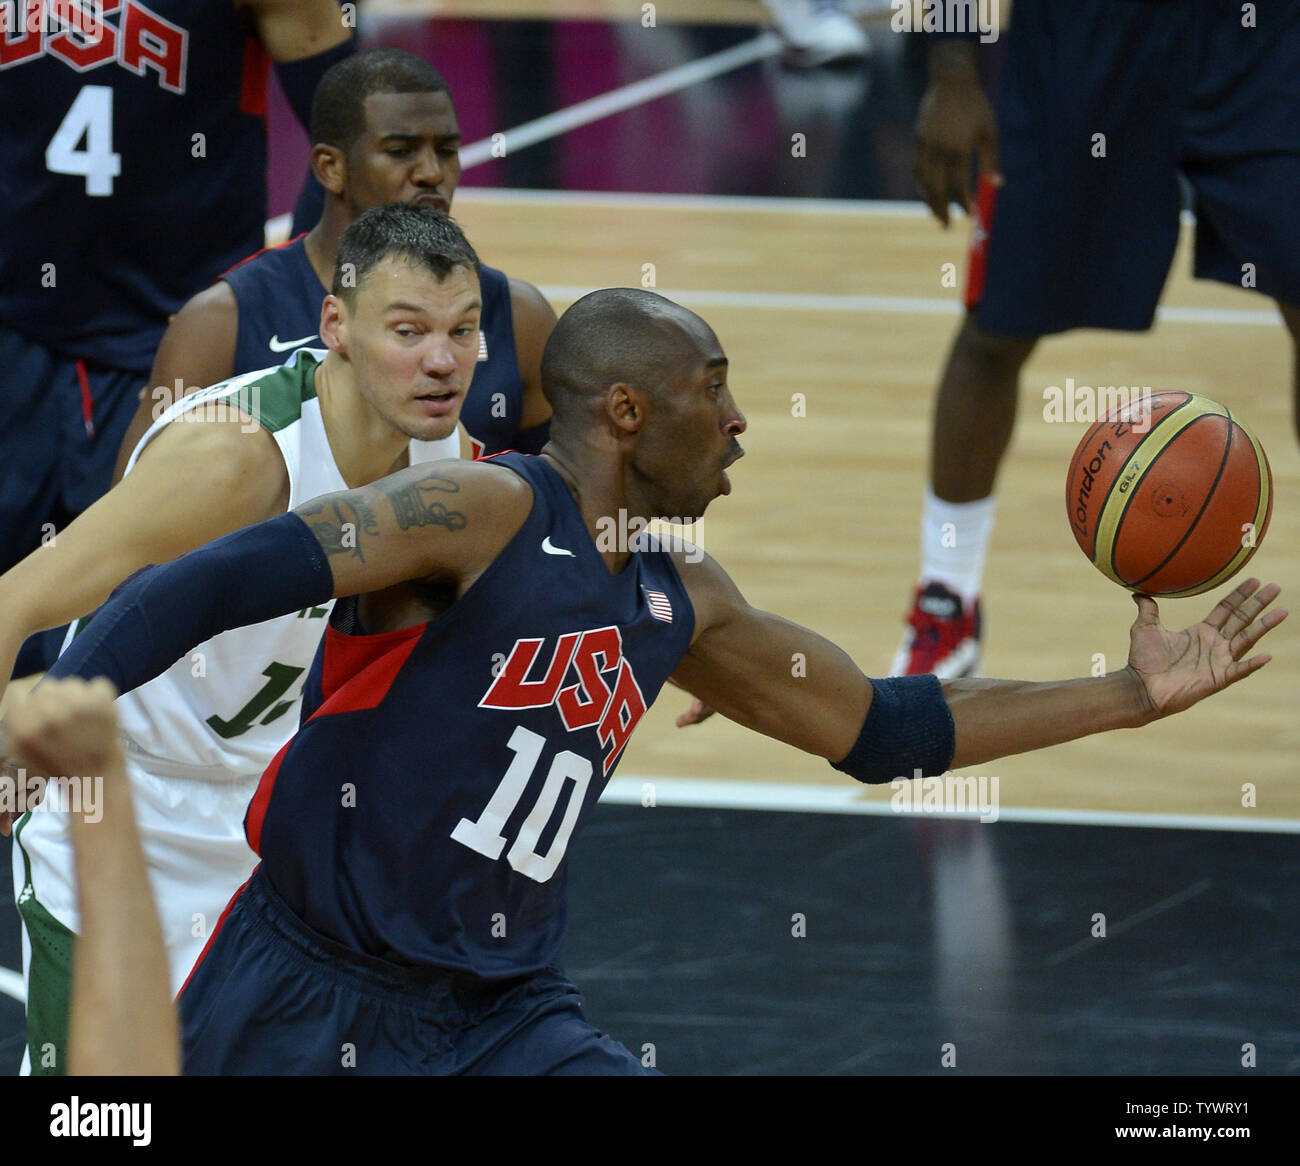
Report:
68,749,179,1076
47,513,333,695
943,669,1154,770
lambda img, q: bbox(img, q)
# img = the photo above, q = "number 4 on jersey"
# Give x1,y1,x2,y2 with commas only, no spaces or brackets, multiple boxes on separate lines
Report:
47,86,121,196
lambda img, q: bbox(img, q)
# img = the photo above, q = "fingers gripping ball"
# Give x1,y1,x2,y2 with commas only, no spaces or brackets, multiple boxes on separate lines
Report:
1066,392,1273,597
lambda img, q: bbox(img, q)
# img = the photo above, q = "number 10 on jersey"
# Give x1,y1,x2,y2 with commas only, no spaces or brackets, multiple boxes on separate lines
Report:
451,726,593,884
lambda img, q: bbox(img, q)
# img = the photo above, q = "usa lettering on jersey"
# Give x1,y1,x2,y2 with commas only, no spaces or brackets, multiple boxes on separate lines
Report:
479,625,648,774
0,0,188,93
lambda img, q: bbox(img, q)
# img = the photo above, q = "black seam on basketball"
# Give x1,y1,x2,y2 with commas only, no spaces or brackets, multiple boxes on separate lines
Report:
1190,406,1269,589
1101,400,1193,580
1126,410,1235,590
1092,395,1191,574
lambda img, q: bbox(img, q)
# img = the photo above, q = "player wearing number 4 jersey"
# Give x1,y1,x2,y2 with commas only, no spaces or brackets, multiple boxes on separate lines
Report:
1,206,478,1075
0,0,355,674
33,287,1285,1075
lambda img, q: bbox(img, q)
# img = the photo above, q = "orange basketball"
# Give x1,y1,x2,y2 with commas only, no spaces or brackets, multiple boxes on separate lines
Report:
1066,391,1273,597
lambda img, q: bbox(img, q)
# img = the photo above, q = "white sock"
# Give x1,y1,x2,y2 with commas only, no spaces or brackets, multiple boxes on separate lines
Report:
918,488,997,607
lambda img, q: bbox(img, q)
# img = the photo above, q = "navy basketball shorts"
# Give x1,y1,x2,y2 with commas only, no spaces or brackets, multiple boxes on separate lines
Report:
969,0,1300,338
0,323,143,673
179,867,658,1076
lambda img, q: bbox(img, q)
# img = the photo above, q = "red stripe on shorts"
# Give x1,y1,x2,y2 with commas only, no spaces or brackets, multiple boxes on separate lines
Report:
963,173,1002,311
74,359,93,438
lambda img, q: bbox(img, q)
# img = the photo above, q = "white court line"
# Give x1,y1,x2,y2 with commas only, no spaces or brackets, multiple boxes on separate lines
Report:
599,777,1300,835
240,259,1276,327
0,966,23,1005
458,31,784,169
455,188,944,216
456,189,1202,229
273,187,1204,227
532,284,1282,326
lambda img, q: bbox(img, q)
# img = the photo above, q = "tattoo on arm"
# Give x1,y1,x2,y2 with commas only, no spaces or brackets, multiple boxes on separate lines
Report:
383,474,468,533
298,493,382,562
298,472,466,565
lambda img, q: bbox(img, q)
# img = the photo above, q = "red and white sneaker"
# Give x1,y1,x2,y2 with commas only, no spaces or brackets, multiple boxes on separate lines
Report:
890,582,982,678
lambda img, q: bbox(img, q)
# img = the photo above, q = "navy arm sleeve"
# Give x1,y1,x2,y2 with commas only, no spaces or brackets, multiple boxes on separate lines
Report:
47,514,334,695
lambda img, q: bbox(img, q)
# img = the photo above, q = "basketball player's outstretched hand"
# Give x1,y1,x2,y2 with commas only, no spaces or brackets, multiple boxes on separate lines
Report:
1125,578,1286,719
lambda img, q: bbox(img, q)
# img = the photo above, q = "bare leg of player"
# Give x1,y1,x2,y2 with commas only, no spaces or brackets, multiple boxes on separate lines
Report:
891,313,1038,678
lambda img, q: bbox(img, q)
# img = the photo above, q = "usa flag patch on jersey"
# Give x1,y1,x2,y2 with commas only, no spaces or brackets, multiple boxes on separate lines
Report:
644,588,673,623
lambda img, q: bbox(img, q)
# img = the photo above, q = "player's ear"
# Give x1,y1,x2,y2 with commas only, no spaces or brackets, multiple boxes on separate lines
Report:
605,383,644,434
312,144,347,197
319,294,348,353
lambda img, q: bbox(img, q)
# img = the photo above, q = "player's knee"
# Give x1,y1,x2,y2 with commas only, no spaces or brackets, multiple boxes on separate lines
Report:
954,314,1037,384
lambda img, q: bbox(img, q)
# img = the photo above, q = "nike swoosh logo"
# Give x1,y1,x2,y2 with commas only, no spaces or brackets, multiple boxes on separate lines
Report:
541,537,574,557
268,333,318,352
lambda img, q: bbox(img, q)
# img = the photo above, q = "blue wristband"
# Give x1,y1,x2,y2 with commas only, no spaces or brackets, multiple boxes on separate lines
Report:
830,675,956,784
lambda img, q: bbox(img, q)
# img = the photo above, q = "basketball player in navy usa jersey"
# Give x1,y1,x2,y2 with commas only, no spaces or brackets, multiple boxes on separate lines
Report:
0,0,355,675
112,48,555,479
38,288,1284,1075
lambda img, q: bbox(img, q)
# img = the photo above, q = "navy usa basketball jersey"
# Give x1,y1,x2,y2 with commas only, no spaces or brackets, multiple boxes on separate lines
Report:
222,236,525,455
0,0,270,374
243,453,694,977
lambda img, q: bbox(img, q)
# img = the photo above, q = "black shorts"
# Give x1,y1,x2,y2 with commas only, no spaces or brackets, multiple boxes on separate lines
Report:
968,0,1300,337
179,867,658,1076
0,323,142,673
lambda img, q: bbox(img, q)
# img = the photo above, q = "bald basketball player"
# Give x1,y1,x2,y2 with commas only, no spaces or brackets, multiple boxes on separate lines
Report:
30,288,1285,1075
0,204,477,1075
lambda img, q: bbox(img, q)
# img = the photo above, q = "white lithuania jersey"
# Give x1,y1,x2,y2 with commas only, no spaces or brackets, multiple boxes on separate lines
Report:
102,348,460,780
